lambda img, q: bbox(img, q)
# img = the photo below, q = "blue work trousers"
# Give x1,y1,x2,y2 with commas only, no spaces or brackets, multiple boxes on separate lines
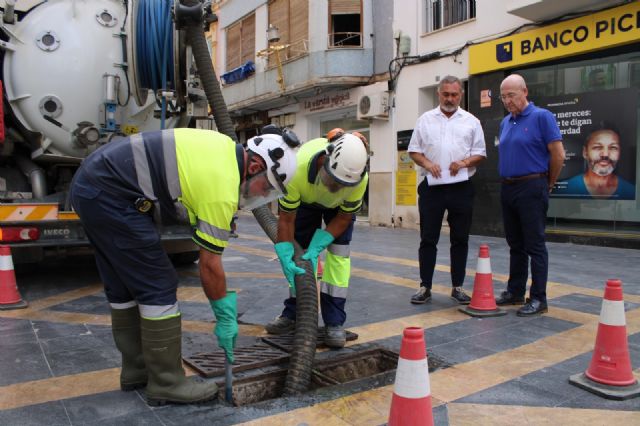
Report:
282,206,354,326
70,172,179,307
500,177,549,302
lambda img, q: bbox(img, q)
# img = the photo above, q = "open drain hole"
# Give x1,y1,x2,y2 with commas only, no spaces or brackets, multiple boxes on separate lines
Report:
213,347,450,407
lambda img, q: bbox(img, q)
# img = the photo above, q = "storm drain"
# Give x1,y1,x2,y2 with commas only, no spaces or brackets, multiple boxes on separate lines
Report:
261,328,359,353
183,343,289,377
219,347,399,406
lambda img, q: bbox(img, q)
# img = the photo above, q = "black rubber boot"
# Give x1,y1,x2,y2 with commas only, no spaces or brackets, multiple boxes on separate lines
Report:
141,315,218,406
111,307,147,391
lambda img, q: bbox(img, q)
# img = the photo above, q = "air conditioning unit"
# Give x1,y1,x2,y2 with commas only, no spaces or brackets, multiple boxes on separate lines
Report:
357,92,389,120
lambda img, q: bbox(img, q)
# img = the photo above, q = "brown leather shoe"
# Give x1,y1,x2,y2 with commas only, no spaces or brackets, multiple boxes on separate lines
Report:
495,290,525,306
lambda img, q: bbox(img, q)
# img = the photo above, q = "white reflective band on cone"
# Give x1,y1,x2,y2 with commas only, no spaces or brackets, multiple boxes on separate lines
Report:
476,257,491,274
393,358,431,398
0,254,14,271
599,299,626,326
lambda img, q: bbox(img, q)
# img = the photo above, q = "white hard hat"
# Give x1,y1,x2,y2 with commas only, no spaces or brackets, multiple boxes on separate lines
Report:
324,133,368,186
246,133,298,192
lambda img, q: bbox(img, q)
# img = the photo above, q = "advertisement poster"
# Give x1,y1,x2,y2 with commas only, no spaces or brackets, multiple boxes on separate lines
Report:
543,89,637,200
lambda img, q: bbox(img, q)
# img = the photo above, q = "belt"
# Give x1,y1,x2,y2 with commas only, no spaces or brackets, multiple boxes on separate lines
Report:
501,173,547,184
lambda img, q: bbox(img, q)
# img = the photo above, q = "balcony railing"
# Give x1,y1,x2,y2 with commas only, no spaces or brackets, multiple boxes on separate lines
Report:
425,0,476,33
329,32,362,48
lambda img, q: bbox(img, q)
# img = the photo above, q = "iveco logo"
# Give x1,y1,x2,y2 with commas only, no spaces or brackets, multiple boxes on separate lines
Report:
43,229,71,236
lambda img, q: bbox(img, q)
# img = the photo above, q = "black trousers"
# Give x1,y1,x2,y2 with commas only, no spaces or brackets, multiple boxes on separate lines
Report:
417,179,475,288
500,177,549,302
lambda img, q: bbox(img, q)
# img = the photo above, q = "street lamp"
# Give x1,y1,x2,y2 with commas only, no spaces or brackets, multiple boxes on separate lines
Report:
257,24,288,93
266,23,280,43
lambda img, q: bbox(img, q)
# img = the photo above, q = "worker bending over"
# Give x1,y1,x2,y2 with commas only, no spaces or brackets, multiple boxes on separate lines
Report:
70,127,298,405
266,132,368,348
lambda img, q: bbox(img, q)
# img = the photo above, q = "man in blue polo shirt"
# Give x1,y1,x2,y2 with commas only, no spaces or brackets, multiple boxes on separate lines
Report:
495,74,565,316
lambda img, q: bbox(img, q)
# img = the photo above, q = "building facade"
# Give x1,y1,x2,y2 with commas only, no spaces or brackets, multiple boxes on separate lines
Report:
215,0,639,247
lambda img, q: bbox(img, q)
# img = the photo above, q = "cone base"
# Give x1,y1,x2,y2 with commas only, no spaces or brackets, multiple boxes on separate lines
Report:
569,372,640,401
459,306,506,318
0,299,28,311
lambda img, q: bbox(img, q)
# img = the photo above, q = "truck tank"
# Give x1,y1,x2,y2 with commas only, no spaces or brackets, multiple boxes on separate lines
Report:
0,0,203,262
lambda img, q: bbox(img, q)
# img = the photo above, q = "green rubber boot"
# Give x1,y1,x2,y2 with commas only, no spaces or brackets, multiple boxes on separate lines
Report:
141,315,218,406
111,307,147,391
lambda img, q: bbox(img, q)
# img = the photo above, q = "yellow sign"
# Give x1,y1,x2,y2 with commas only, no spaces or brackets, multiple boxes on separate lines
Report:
396,153,416,205
469,2,640,74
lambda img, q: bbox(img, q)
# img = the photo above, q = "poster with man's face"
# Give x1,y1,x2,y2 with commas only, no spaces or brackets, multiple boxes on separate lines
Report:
540,89,637,200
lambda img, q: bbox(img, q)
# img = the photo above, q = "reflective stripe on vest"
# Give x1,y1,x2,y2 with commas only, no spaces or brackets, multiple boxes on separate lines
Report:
197,218,230,243
130,131,187,223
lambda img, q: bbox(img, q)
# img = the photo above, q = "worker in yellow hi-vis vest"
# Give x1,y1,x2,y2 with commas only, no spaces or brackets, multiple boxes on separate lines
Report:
70,126,299,405
265,132,369,348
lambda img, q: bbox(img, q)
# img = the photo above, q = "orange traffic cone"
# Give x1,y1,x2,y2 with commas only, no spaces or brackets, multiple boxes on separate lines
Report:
0,245,28,310
388,327,433,426
460,245,506,317
569,279,639,400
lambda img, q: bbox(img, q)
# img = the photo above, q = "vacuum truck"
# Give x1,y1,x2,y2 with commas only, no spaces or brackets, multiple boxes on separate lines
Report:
0,0,209,263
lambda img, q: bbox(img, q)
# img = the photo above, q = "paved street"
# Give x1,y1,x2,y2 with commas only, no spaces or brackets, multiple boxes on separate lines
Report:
0,213,639,425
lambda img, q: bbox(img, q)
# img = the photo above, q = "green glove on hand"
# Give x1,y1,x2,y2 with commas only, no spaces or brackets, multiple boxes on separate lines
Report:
275,242,305,296
209,291,238,363
301,229,334,274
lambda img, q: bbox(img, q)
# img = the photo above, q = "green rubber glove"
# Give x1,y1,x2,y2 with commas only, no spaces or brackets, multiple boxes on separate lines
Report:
209,291,238,363
301,229,334,273
275,242,305,296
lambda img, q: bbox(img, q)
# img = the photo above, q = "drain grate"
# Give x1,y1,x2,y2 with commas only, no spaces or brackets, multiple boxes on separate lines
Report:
183,343,289,378
261,328,359,353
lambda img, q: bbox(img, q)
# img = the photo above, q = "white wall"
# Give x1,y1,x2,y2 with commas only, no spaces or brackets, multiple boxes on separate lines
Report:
309,0,329,52
362,0,533,229
415,0,530,56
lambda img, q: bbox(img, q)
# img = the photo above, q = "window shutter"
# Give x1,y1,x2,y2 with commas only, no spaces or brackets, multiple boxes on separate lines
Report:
289,0,308,60
241,14,255,65
329,0,361,15
226,22,241,71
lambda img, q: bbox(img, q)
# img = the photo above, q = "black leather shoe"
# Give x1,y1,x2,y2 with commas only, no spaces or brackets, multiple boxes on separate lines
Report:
495,290,525,306
516,298,548,316
450,287,471,305
410,287,431,304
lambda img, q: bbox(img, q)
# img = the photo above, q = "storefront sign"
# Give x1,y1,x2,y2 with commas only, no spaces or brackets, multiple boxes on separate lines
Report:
303,90,354,112
396,151,416,205
469,2,640,74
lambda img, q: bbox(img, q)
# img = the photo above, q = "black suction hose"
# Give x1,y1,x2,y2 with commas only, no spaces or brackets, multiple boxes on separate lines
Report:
183,8,318,394
251,207,318,395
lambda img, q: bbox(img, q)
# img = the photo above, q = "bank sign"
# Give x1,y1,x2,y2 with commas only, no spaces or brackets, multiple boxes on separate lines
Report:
469,2,640,74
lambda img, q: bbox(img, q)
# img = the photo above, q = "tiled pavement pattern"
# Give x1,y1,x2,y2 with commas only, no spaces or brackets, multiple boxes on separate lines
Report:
0,213,639,425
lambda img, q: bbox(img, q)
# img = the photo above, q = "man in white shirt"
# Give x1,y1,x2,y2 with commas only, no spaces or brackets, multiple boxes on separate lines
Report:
407,75,487,305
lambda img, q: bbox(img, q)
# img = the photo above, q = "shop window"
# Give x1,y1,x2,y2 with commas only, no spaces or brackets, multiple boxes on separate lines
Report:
425,0,476,33
517,50,640,232
329,0,362,48
225,13,255,72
